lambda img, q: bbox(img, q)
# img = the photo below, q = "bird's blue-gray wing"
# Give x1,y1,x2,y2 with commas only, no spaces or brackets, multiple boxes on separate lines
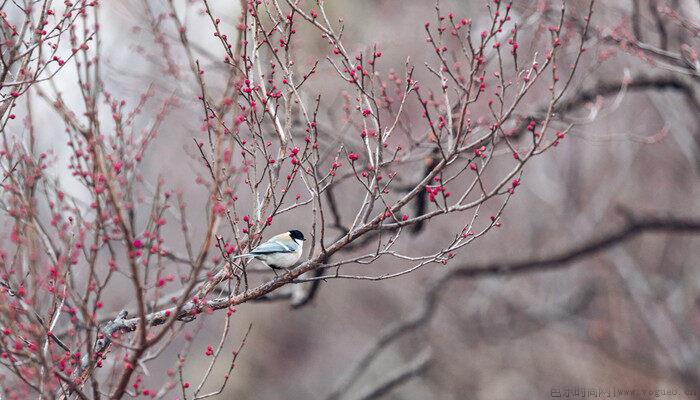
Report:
249,240,295,254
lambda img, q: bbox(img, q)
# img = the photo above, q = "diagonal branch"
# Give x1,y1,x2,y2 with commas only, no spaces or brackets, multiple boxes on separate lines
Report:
351,348,431,400
91,213,699,366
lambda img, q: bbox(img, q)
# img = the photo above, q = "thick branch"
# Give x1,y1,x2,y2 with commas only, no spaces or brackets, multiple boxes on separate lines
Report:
451,212,700,278
557,75,700,115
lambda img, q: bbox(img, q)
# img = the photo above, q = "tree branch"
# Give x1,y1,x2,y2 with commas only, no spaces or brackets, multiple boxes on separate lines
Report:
450,212,700,278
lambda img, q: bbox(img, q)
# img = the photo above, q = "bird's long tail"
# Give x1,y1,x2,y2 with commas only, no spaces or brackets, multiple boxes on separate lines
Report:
230,254,255,259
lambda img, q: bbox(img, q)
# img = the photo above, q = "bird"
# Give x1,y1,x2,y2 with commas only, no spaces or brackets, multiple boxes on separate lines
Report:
233,230,306,273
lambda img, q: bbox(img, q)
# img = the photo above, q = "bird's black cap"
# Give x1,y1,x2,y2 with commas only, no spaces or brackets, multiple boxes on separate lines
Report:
289,230,305,241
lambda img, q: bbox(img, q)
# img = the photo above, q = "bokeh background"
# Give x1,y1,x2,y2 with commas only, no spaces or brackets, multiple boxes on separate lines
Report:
22,0,700,398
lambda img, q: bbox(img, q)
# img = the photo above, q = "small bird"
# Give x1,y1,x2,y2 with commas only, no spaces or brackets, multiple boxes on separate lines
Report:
233,230,306,272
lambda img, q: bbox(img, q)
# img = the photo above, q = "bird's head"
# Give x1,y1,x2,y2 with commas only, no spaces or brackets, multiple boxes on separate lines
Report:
288,229,305,242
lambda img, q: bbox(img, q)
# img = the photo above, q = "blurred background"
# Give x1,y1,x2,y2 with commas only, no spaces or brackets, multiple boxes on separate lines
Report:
21,0,700,398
